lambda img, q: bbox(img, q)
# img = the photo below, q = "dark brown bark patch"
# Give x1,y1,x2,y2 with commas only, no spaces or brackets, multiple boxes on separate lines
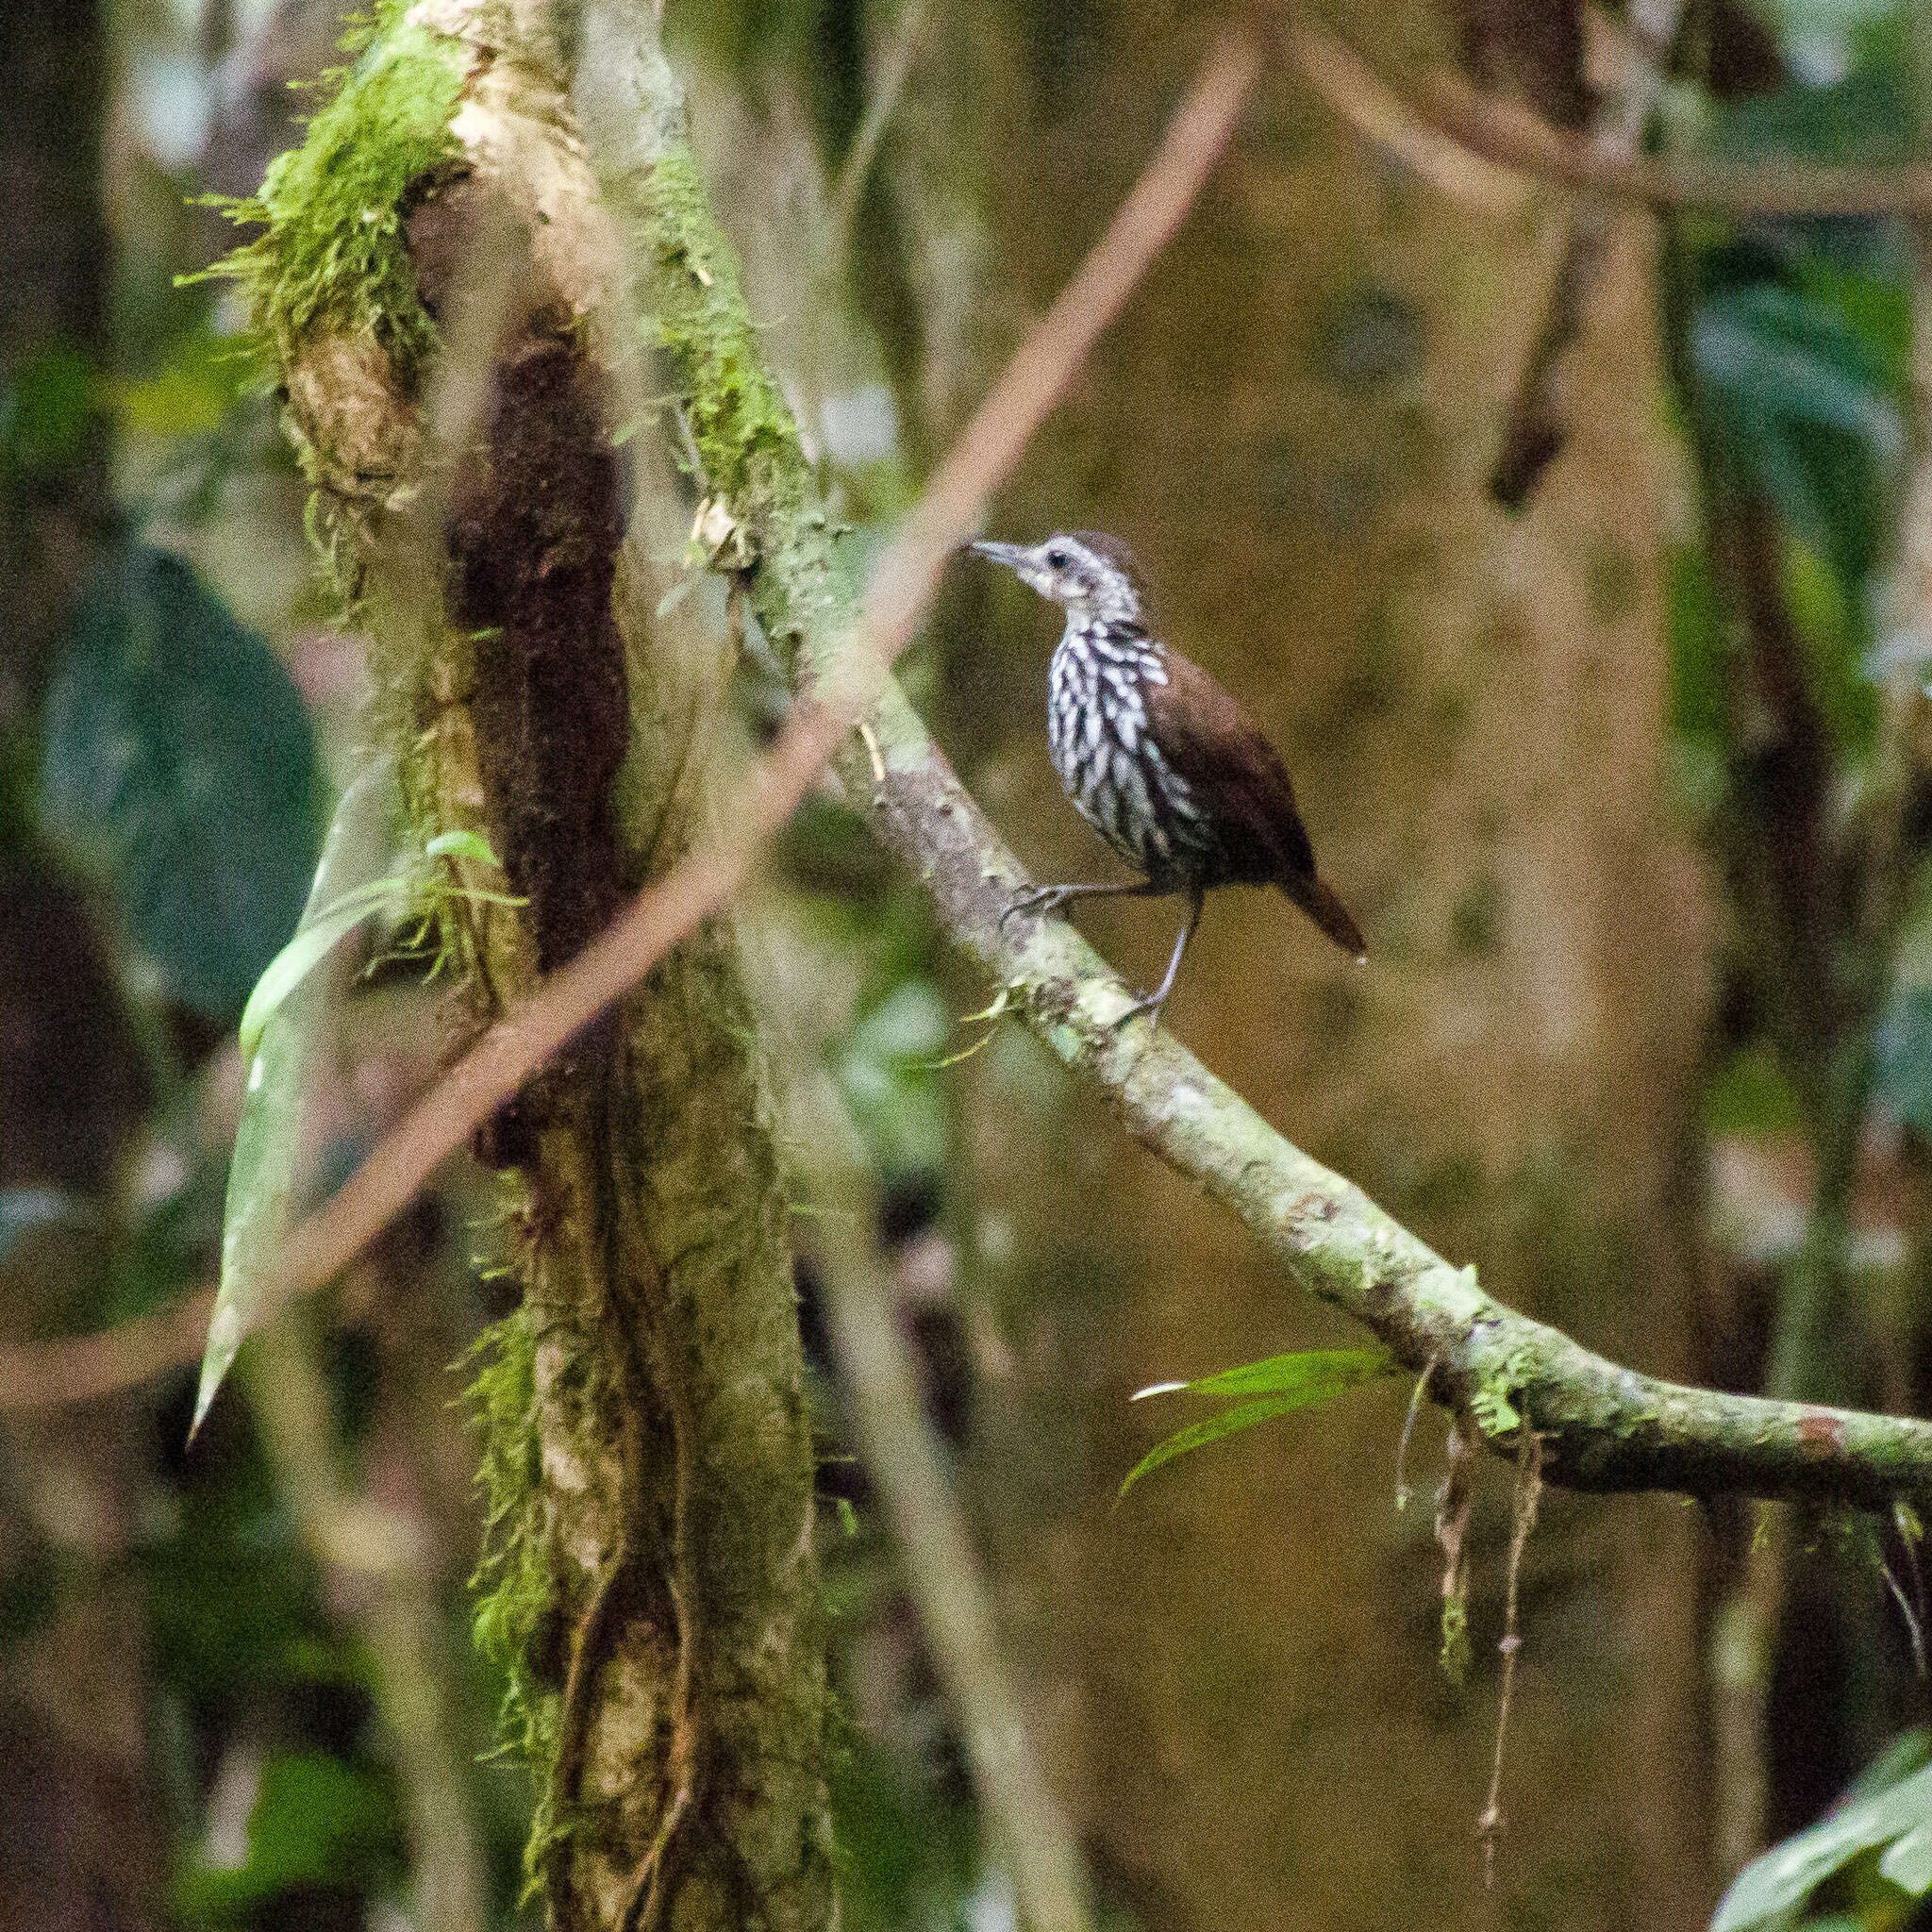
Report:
448,314,629,975
440,287,630,1168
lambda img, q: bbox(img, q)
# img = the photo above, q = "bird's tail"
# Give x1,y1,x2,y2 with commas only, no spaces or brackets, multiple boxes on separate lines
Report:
1286,873,1366,962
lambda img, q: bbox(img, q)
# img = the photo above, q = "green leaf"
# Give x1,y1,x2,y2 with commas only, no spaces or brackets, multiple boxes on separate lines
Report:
175,1749,400,1918
1157,1345,1395,1404
1880,1821,1932,1895
1713,1748,1932,1931
40,544,321,1019
237,879,408,1067
423,826,501,866
836,980,954,1178
197,756,399,1434
1121,1347,1394,1494
1707,67,1918,173
1690,283,1904,593
1695,284,1902,444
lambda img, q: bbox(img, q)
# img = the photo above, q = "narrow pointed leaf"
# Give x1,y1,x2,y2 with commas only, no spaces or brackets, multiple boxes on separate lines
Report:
1880,1822,1932,1896
1120,1395,1303,1495
236,881,408,1066
1180,1346,1393,1403
196,756,399,1435
1121,1349,1396,1495
424,826,501,867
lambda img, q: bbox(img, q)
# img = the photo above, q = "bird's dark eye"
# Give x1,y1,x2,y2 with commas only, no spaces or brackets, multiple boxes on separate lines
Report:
1045,546,1070,570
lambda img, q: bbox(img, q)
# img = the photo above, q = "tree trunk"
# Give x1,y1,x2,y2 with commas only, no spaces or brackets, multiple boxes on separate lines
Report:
234,6,835,1925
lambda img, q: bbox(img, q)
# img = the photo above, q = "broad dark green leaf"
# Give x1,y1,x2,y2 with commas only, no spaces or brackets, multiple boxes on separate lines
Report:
1691,283,1903,591
40,543,320,1019
1713,1738,1932,1931
1707,67,1918,171
1122,1347,1395,1494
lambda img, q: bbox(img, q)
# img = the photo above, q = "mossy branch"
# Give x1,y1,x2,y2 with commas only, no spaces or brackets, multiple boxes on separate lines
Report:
575,1,1932,1513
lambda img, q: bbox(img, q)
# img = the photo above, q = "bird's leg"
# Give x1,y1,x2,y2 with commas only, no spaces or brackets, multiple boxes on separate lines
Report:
999,877,1163,932
1119,889,1205,1029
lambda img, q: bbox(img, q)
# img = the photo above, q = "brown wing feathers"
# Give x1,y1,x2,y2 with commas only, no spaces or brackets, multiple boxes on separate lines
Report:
1144,652,1365,959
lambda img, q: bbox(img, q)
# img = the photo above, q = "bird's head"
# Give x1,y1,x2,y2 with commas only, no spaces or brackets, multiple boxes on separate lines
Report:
969,531,1146,628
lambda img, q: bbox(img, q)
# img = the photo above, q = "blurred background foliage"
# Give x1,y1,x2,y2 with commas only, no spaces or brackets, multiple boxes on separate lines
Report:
8,0,1932,1927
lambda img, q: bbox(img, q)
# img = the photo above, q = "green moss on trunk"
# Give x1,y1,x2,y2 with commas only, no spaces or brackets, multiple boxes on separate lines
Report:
228,7,835,1927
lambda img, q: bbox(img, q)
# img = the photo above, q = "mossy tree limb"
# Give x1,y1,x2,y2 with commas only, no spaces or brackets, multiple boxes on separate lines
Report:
570,0,1932,1513
235,4,831,1927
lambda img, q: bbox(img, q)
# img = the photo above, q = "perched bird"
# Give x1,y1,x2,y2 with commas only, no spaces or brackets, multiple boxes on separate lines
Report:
971,531,1364,1024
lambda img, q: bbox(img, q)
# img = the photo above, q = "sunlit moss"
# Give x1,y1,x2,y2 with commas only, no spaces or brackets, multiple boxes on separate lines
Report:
203,5,465,384
644,148,808,520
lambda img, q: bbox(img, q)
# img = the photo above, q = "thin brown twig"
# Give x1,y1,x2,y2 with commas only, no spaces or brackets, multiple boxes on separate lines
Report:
1393,1352,1440,1511
832,0,933,245
1878,1549,1927,1679
1287,19,1932,218
1489,0,1684,508
1287,22,1529,214
0,1284,215,1411
781,1059,1099,1932
1435,1415,1476,1682
1478,1429,1543,1886
0,29,1260,1409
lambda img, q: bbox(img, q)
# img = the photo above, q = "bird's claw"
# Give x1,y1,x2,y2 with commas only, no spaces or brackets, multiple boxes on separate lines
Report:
999,884,1068,931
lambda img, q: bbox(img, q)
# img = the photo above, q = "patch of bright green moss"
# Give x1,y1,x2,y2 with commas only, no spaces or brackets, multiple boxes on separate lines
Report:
644,147,807,516
206,5,466,384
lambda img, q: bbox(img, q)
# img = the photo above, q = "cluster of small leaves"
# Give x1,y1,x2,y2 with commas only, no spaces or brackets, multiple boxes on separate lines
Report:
1664,66,1917,808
